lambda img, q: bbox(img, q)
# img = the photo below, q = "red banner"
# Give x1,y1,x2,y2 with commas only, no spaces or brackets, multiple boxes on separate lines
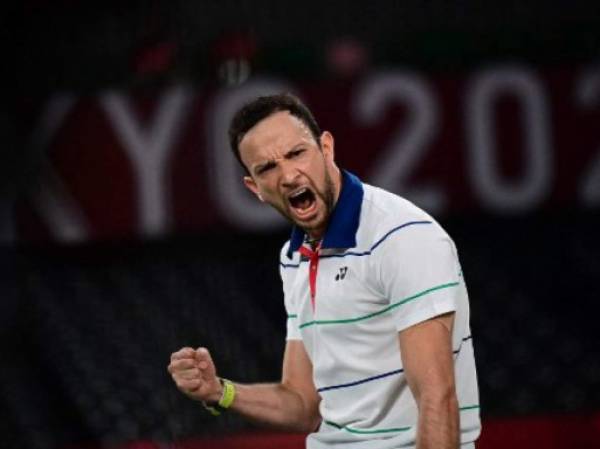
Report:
62,413,600,449
17,64,600,243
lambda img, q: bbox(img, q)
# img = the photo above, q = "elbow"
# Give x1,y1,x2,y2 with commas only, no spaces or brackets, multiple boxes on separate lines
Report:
301,411,322,433
280,383,321,433
283,409,320,433
294,401,321,433
294,416,321,433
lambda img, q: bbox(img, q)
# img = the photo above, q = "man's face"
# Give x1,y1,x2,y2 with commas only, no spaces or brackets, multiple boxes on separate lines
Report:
239,111,340,239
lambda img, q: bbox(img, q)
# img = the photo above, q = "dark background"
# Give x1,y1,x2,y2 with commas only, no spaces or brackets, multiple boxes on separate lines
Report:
3,1,600,448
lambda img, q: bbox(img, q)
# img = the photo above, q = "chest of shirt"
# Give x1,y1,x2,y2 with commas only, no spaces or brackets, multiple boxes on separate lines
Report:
286,254,389,322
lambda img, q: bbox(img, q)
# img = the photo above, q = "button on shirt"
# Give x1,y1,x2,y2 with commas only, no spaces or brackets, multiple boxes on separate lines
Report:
279,170,481,449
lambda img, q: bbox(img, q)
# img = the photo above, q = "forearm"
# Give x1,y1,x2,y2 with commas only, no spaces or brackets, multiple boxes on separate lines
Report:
399,314,459,449
169,344,320,432
416,394,459,449
225,381,321,432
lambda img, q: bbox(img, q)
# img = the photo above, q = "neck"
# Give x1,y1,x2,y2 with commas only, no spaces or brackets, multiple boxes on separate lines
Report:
306,226,325,242
305,235,321,250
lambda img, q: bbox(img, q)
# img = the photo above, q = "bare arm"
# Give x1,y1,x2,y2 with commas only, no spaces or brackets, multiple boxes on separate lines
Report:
399,312,459,449
168,340,321,432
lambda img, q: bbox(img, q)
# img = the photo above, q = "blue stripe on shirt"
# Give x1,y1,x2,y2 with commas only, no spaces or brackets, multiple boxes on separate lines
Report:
280,220,433,269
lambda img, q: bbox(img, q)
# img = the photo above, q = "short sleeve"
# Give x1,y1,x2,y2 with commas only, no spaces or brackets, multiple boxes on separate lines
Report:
279,247,302,341
376,224,462,332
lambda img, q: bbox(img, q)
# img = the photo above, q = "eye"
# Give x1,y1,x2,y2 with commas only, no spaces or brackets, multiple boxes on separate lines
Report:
289,148,305,158
256,162,275,175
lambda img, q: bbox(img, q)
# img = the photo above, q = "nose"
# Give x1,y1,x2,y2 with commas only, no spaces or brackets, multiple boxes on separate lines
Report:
279,160,300,189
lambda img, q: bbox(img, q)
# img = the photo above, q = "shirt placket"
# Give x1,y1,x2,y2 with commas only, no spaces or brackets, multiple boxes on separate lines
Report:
299,243,321,312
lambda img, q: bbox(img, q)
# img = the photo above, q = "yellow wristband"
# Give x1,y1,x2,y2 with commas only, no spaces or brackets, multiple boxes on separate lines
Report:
202,378,235,416
218,378,235,409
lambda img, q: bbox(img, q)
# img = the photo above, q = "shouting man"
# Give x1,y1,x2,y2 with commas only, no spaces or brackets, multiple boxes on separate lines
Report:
168,93,481,449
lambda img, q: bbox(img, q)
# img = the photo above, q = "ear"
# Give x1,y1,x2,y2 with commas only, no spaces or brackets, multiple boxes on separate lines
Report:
320,131,335,162
243,176,264,201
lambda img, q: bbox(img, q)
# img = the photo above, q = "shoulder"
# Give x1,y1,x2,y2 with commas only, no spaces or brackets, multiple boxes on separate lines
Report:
357,183,451,251
361,183,433,223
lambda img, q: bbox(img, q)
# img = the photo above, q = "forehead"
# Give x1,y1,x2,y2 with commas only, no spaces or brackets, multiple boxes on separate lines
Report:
239,111,314,163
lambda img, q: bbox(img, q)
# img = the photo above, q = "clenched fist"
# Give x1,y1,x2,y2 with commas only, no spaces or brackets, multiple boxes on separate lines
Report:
168,347,222,402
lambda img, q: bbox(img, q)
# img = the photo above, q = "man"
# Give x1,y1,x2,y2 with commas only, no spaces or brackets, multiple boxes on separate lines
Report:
168,93,481,448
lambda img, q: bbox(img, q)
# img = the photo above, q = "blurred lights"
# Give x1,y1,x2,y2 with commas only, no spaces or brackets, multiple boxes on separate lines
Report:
213,32,257,86
218,58,251,86
133,40,177,77
326,37,369,77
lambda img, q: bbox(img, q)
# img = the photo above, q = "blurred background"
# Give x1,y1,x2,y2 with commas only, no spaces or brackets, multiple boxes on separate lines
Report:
3,1,600,448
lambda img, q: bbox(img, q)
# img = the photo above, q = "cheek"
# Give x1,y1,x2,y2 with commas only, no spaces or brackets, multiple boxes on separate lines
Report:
261,180,278,196
259,180,284,203
309,160,328,187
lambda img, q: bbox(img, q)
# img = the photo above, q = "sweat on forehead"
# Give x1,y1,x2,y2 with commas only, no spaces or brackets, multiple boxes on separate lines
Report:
241,112,313,146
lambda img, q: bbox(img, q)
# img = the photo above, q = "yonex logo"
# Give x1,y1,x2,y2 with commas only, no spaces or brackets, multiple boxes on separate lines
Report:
335,267,348,281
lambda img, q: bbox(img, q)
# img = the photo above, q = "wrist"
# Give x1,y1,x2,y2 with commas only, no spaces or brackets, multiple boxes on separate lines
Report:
206,378,224,403
202,378,236,416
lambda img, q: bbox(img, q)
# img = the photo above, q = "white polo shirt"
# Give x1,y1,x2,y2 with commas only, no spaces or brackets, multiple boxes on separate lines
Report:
279,171,481,449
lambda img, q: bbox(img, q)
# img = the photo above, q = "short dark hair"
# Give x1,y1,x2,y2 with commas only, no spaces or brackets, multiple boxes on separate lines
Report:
228,93,322,172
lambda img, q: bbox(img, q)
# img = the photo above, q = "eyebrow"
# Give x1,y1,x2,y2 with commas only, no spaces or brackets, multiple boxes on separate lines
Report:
254,160,276,174
252,144,306,174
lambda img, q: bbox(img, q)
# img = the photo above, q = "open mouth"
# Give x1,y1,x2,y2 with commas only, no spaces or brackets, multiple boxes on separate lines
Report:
288,187,317,218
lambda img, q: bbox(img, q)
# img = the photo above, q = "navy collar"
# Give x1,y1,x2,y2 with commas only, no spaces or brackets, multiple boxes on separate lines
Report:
287,170,364,259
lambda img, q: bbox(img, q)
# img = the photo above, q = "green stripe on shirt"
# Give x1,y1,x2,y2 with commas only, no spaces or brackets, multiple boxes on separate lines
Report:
324,420,410,434
459,404,480,411
299,282,459,329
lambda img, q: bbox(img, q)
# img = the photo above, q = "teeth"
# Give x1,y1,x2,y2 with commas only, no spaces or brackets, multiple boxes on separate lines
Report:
290,188,308,199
